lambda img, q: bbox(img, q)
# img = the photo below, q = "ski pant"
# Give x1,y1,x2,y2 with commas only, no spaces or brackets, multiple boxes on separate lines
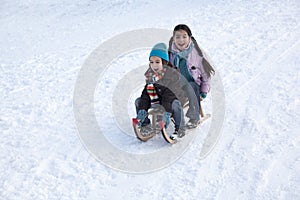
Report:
182,81,201,121
135,98,185,130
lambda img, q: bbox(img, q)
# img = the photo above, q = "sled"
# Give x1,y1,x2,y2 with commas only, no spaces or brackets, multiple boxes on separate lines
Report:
132,105,177,144
132,97,210,143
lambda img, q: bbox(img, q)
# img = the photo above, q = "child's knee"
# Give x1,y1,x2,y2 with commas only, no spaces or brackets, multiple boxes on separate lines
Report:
172,99,182,111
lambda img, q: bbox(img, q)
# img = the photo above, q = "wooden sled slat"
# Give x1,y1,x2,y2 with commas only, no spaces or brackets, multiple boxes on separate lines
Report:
132,118,156,142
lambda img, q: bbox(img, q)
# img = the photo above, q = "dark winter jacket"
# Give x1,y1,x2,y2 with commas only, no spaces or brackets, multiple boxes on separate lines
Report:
138,66,186,113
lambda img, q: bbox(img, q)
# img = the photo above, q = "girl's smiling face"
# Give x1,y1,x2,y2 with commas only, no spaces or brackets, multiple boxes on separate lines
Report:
149,56,163,72
173,29,190,51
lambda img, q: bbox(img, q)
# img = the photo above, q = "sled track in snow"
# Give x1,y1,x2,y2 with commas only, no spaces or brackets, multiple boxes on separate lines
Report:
229,25,300,98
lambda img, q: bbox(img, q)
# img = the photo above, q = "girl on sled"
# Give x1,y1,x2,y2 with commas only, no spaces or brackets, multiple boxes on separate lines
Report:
135,43,186,140
168,24,215,128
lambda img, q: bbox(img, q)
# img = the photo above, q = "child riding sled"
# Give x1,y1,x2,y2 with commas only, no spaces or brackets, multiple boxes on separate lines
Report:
168,24,215,128
134,43,186,140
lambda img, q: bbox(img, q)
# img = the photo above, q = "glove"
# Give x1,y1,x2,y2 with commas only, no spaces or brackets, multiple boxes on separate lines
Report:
136,110,147,127
200,92,207,99
162,112,171,128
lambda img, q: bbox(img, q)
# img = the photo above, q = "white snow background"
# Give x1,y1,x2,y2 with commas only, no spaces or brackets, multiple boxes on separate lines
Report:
1,0,300,199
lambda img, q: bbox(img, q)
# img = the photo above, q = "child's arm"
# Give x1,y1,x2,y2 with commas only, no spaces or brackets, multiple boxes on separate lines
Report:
200,71,211,93
138,85,151,111
160,88,175,113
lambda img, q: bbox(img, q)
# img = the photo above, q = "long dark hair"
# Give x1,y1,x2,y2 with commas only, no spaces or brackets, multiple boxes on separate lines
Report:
169,24,215,77
163,59,175,68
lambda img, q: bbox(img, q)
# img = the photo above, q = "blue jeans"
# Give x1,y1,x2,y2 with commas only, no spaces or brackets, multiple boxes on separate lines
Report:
135,98,185,130
183,81,200,121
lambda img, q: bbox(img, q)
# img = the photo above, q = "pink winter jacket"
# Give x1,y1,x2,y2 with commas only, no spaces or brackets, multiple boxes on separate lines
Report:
170,42,211,93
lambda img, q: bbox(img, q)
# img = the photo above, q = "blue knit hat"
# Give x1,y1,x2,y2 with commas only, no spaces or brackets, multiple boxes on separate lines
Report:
149,43,169,62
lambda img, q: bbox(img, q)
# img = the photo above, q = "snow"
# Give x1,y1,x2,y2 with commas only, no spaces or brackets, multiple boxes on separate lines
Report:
1,0,299,199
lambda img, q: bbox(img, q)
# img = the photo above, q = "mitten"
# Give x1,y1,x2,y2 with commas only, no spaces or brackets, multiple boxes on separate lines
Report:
162,112,171,128
200,92,207,99
136,110,147,127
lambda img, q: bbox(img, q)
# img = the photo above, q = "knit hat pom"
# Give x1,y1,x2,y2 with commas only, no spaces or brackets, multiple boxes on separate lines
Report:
149,43,169,62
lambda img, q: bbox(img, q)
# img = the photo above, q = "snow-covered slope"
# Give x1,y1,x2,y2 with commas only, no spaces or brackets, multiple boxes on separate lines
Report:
1,0,299,199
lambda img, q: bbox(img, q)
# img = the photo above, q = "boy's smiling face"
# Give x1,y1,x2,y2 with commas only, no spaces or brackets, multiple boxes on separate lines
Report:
149,56,163,72
173,30,190,51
